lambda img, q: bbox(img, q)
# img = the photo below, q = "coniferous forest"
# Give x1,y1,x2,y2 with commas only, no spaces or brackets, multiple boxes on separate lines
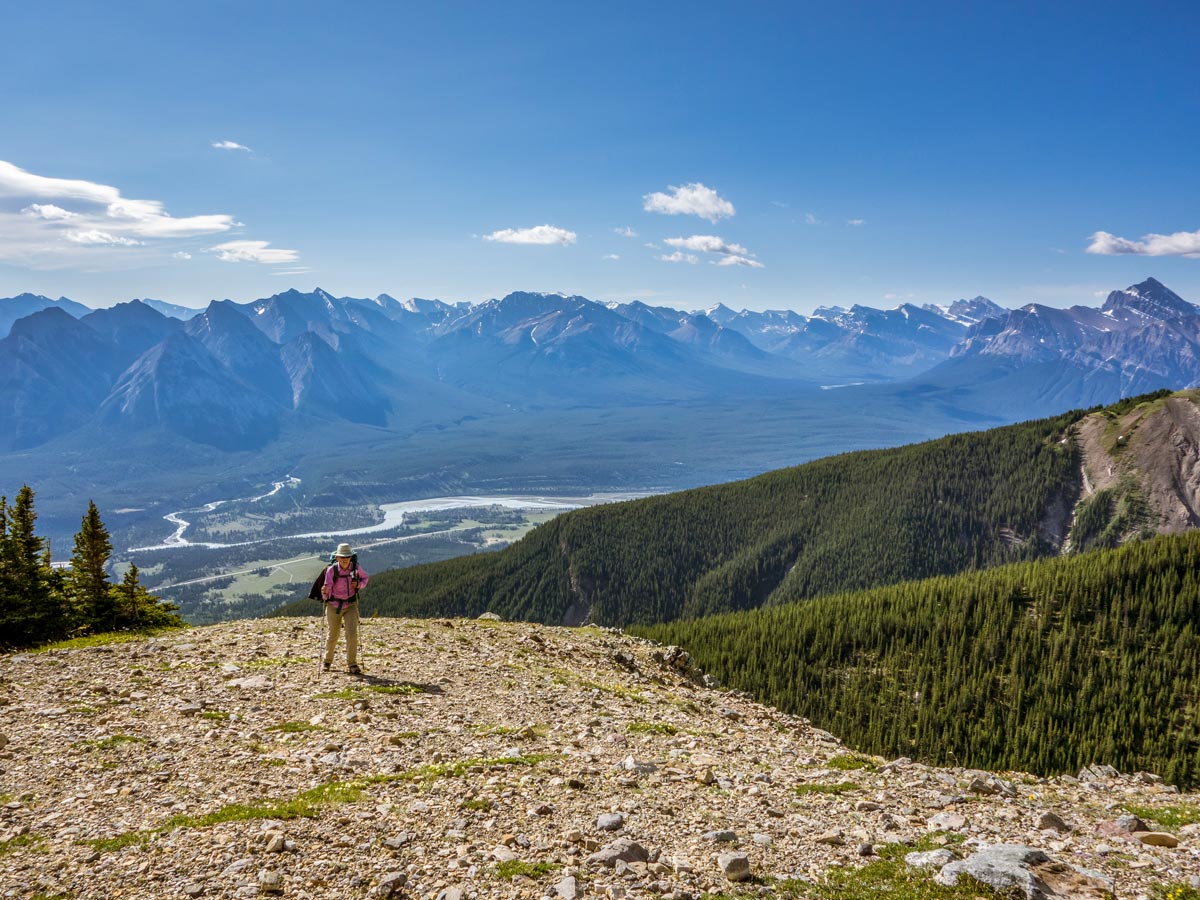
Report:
335,406,1088,626
0,486,182,647
635,529,1200,787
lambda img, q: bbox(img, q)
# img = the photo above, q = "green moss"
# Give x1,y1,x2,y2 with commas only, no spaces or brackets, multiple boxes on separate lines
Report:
75,734,147,750
313,687,362,700
31,628,186,653
367,683,426,695
267,721,326,734
462,798,493,811
0,832,46,855
1124,802,1200,830
201,710,230,721
826,754,877,772
495,860,557,880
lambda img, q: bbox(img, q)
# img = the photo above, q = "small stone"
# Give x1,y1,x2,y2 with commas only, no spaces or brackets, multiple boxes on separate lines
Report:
1133,831,1180,848
858,843,874,857
477,612,503,621
696,768,716,785
815,829,845,846
703,830,737,843
556,875,579,900
717,852,751,882
927,812,966,832
597,813,625,831
184,884,205,897
586,838,650,867
180,703,204,717
1038,811,1071,833
905,849,956,869
854,801,882,812
491,845,517,862
257,870,283,895
265,834,286,853
384,833,412,849
372,871,407,898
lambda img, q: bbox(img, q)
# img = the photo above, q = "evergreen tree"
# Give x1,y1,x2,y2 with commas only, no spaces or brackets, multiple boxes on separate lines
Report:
113,563,183,630
3,485,58,645
70,500,115,632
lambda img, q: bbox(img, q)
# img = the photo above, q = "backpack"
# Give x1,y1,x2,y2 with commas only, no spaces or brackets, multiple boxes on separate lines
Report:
308,552,359,601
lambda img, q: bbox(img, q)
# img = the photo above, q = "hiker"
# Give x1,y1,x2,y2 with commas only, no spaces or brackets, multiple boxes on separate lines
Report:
321,542,369,674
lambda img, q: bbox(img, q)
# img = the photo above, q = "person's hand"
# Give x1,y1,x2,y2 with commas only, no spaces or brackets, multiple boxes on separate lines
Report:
321,586,330,600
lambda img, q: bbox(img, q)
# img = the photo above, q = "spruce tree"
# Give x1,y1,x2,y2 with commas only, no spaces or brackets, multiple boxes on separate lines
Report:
70,500,115,632
6,486,57,644
114,563,183,630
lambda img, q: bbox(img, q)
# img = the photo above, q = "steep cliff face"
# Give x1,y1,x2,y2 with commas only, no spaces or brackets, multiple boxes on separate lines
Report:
1070,392,1200,550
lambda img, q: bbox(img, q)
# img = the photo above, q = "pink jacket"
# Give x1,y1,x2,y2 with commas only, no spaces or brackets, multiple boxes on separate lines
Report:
323,561,368,603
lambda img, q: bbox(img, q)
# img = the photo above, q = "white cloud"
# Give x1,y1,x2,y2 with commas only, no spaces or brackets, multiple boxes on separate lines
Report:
771,200,789,208
22,203,76,220
212,140,252,152
483,224,577,245
714,255,764,269
665,235,751,256
1086,229,1200,258
804,212,822,225
65,229,142,246
614,226,637,238
211,240,299,264
659,251,698,264
603,254,620,261
173,251,192,260
847,218,865,226
643,182,735,223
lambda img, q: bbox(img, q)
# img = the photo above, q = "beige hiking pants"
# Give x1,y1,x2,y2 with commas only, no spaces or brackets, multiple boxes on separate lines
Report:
324,602,359,666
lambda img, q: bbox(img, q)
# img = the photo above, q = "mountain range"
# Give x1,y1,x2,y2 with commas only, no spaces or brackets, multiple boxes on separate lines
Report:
2,277,1198,540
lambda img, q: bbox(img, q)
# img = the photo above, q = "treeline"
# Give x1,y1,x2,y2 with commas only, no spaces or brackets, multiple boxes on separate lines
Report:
634,528,1200,786
0,485,182,648
315,407,1086,626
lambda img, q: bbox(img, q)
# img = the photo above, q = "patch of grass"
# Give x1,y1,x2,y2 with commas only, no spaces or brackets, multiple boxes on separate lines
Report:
31,628,186,653
201,710,230,721
754,839,985,899
0,833,46,855
794,781,859,796
826,754,878,772
462,798,493,811
400,753,556,783
245,656,306,669
313,687,362,700
367,684,425,695
1152,884,1200,900
76,734,147,750
580,678,646,703
1125,802,1200,830
393,731,420,739
80,831,147,853
495,860,557,880
628,721,678,735
267,721,326,734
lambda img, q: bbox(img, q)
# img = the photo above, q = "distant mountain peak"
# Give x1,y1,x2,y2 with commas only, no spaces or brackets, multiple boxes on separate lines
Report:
1102,278,1196,321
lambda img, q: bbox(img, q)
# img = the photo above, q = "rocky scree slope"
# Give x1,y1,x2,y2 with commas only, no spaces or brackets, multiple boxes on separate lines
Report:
1,618,1198,900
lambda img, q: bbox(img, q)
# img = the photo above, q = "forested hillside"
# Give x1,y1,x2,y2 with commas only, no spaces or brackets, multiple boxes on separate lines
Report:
335,405,1095,626
634,528,1200,786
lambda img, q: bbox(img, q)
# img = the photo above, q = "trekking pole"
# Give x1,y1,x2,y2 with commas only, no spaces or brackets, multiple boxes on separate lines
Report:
317,600,326,677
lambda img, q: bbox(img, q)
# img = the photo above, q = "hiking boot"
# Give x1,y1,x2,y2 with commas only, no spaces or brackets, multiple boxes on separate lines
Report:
348,663,362,676
322,661,331,671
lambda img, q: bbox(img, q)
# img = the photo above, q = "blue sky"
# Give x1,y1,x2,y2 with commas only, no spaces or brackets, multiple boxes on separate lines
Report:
1,0,1197,312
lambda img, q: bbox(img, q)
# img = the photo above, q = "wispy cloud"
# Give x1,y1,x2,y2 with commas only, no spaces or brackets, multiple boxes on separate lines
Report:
173,251,192,260
212,140,252,152
211,240,299,264
659,251,699,264
665,235,751,256
847,218,865,226
603,254,620,261
65,229,142,246
22,203,76,221
614,226,638,238
484,224,577,245
1086,228,1200,258
805,212,822,225
643,182,735,223
664,234,764,268
715,255,764,269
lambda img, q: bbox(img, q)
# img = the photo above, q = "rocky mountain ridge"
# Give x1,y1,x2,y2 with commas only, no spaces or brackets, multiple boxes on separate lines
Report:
2,618,1196,899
